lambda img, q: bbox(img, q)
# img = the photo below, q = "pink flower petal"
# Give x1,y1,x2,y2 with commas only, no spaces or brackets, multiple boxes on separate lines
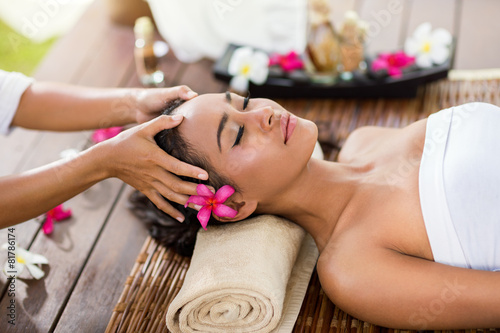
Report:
91,127,123,143
393,52,415,67
42,217,54,235
377,53,391,60
286,51,299,59
282,60,303,72
91,131,105,143
214,185,235,203
371,58,388,71
197,206,212,230
196,184,215,198
269,54,282,66
269,52,304,72
51,205,72,221
213,204,238,218
387,67,403,78
185,195,208,208
372,51,414,76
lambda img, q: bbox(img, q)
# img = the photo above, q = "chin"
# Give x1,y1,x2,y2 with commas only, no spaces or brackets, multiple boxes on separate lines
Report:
292,118,318,161
301,118,319,146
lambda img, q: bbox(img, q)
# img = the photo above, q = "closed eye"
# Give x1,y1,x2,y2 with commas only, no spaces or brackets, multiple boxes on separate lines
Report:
232,126,244,147
243,94,250,110
231,94,249,148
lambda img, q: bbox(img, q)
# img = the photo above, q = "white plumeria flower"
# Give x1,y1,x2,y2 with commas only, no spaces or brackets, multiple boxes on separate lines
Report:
2,243,49,279
404,22,452,68
228,46,269,93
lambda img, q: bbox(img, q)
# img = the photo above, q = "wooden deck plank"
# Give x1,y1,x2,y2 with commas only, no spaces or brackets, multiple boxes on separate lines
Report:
53,186,149,333
0,131,91,251
77,23,135,88
454,0,500,69
0,128,45,177
0,4,137,331
0,179,124,332
0,0,130,290
0,0,135,268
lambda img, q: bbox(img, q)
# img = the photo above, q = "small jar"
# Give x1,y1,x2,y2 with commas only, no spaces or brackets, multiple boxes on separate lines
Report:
339,11,367,80
134,17,164,86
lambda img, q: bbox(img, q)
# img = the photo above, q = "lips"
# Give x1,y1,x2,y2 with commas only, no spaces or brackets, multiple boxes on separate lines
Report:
280,113,297,144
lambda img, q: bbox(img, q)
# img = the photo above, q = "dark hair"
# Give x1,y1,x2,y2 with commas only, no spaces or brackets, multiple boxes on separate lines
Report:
128,99,238,256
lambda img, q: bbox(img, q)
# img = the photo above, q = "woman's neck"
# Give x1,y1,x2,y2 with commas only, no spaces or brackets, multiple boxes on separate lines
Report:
260,158,367,252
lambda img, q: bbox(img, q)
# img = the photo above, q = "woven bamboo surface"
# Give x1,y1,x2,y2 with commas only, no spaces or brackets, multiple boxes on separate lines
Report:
106,76,500,333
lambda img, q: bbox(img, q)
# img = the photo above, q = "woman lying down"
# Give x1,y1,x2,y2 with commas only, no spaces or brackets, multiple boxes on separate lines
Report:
130,92,500,329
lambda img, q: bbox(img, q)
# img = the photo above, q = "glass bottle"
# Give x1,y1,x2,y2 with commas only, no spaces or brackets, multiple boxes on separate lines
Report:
306,0,342,84
134,16,164,87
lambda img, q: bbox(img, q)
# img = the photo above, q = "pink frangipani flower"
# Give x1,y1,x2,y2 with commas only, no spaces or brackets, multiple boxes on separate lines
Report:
269,51,304,72
91,127,123,143
371,51,415,78
185,184,237,230
42,204,72,235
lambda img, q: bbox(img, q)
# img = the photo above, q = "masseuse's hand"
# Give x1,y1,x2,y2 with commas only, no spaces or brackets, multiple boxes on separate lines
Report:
99,114,208,222
134,85,197,124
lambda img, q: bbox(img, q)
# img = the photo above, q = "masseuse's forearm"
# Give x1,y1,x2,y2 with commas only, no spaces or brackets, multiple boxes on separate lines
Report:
0,145,106,229
12,82,139,131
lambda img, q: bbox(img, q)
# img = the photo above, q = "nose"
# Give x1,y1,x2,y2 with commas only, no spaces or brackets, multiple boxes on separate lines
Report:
248,106,275,132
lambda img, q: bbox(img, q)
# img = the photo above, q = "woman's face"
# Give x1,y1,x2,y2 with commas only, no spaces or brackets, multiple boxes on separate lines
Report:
176,93,318,204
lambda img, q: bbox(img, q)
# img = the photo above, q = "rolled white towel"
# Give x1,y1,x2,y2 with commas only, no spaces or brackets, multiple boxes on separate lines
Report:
166,216,316,332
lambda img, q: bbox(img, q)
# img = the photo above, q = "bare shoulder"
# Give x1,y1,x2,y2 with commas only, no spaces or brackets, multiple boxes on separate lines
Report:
338,120,428,163
338,126,399,162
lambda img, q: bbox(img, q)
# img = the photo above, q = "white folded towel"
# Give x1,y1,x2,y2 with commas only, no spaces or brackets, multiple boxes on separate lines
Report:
147,0,307,63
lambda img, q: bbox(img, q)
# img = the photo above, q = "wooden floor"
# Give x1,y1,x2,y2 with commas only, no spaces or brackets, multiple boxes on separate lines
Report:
0,0,499,332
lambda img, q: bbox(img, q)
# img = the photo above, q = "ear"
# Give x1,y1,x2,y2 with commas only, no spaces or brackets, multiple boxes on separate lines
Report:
214,192,258,222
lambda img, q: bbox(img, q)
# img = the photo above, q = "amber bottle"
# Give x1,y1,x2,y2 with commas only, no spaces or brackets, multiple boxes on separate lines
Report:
134,17,164,86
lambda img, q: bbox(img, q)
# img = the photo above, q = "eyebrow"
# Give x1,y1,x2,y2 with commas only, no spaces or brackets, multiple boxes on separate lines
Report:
217,93,232,152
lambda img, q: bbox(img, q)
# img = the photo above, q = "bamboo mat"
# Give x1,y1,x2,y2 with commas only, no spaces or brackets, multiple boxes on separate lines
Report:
106,74,500,333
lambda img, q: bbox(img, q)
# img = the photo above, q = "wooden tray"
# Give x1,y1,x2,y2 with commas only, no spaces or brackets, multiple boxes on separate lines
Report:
213,44,452,99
